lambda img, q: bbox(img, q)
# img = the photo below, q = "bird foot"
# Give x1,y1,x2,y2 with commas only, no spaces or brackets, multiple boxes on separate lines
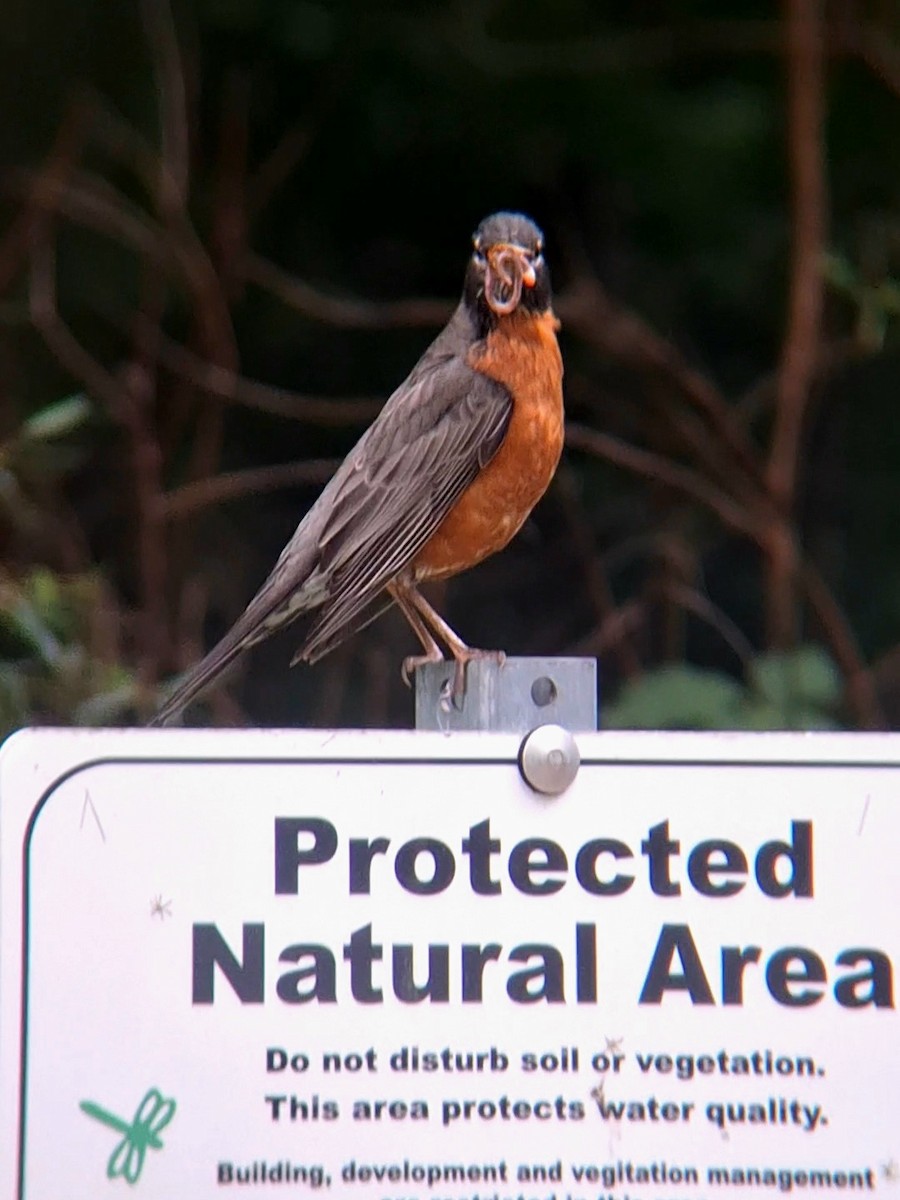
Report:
448,647,506,706
401,649,445,688
400,646,506,708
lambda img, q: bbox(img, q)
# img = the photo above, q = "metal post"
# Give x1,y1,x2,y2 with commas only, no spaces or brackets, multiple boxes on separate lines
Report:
414,657,597,733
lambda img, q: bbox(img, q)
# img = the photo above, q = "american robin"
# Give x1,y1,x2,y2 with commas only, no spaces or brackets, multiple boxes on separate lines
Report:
152,211,564,724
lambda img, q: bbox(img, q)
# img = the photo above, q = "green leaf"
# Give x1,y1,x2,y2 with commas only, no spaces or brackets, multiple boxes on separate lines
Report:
739,700,785,731
0,663,28,727
821,250,859,296
19,394,91,443
605,665,744,730
28,568,62,619
73,679,140,726
751,646,840,711
0,580,63,668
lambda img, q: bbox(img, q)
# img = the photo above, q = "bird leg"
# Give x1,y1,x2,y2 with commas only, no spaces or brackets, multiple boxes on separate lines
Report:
389,583,445,685
391,580,505,701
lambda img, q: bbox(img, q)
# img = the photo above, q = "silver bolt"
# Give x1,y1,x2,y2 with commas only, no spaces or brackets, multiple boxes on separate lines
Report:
518,724,581,795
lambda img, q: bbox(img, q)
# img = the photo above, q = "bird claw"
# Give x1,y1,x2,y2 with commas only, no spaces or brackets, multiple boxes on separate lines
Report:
449,648,506,706
400,647,506,707
401,651,444,688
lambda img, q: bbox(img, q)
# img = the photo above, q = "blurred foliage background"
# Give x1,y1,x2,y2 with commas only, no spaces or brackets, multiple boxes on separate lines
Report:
1,0,900,732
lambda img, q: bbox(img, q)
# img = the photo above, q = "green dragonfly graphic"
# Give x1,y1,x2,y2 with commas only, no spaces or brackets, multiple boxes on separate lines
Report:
80,1087,176,1184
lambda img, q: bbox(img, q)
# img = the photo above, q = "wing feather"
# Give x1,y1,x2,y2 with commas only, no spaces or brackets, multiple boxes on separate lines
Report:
151,305,511,722
297,361,511,660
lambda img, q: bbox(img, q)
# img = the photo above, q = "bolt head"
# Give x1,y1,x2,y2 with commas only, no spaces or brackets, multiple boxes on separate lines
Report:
518,724,580,795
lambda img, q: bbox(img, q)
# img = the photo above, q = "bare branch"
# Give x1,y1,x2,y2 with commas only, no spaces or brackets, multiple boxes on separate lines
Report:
140,0,190,209
160,458,341,520
247,55,354,220
12,165,236,374
28,239,127,419
553,465,641,678
148,326,382,424
765,0,828,647
29,232,170,680
0,96,92,297
565,421,762,540
9,166,167,260
663,579,756,667
801,561,884,728
427,14,780,78
242,252,453,330
558,278,764,493
842,17,900,100
569,599,648,658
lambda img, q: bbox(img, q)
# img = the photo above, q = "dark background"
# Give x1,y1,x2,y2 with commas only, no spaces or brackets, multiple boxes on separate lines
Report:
2,0,900,731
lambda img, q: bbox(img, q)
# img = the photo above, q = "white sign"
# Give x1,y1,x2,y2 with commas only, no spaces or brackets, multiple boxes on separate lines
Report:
1,727,898,1198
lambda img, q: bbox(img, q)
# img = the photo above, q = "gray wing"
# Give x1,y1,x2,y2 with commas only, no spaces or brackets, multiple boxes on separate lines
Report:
295,351,511,660
151,337,511,723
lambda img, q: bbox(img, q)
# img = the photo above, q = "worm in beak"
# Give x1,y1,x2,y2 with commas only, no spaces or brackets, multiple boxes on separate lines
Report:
484,244,536,315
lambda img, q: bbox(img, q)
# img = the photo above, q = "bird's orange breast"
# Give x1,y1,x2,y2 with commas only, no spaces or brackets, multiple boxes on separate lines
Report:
413,308,564,581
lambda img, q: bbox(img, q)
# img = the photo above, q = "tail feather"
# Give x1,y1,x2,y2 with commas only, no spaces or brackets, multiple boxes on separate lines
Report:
296,593,395,665
150,621,257,726
150,537,322,725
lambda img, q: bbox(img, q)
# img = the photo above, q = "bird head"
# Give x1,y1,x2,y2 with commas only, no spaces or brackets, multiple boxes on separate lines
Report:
464,211,551,323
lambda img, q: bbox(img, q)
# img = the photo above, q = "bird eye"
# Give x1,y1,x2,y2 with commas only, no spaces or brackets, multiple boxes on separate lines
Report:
532,253,544,269
473,249,486,267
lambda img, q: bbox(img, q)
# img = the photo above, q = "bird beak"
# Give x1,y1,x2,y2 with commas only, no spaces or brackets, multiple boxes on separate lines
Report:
483,243,536,315
487,243,536,287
